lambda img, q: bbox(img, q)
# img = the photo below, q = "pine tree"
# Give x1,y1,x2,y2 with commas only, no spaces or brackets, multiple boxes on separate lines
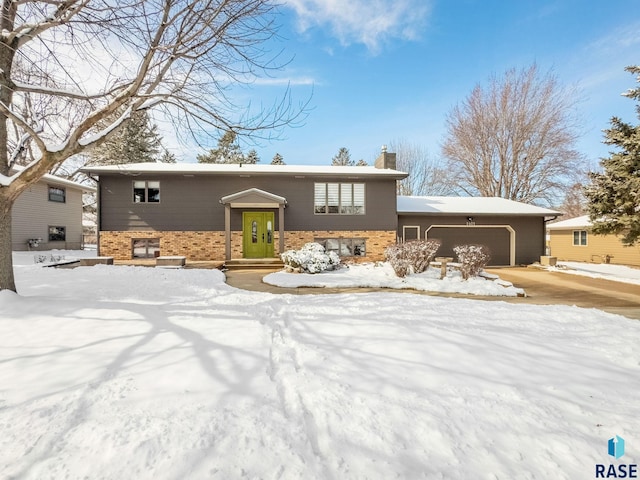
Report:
585,66,640,245
159,148,177,163
331,147,354,166
90,111,162,164
356,159,368,166
197,130,244,163
271,153,285,165
245,149,260,164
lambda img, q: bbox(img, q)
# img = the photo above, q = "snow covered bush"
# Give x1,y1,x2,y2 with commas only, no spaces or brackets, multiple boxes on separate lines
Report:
454,244,491,280
281,242,340,274
385,240,441,278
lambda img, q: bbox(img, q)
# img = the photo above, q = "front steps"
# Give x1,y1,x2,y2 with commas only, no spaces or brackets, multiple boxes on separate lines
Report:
223,258,284,270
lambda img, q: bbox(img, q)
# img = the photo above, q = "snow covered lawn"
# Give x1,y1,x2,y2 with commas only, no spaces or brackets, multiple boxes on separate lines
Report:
1,253,639,479
551,261,640,286
264,261,525,296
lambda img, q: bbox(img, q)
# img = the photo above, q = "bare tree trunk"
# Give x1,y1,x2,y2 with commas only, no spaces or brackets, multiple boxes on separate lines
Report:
0,199,16,292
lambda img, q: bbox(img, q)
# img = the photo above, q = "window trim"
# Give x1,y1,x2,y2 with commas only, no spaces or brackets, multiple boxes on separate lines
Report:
314,182,365,215
572,230,588,246
48,225,66,242
48,185,66,203
133,180,161,204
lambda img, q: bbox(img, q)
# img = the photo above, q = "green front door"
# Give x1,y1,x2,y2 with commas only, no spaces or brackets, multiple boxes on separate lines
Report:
242,212,275,258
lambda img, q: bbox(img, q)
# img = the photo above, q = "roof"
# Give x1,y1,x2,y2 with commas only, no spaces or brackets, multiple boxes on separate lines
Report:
10,165,96,192
546,215,591,230
397,196,561,216
80,162,408,179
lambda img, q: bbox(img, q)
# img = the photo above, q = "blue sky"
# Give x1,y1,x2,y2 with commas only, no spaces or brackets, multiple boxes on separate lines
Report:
184,0,640,167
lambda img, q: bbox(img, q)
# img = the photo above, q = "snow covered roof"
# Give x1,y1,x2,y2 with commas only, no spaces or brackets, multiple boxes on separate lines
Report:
10,165,95,192
397,196,561,216
546,215,591,230
81,162,408,179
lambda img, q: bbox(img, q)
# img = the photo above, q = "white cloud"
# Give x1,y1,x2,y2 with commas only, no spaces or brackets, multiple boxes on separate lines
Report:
284,0,431,53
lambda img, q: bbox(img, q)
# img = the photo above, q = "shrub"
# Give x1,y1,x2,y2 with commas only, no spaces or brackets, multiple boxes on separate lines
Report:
385,239,441,277
281,242,340,274
453,244,491,280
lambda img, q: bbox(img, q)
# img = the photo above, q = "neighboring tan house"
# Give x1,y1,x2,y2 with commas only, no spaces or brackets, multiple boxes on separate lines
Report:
82,150,407,262
397,196,561,266
11,168,95,251
547,215,640,266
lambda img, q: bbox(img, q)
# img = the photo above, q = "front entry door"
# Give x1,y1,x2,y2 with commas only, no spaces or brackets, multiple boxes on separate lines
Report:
242,212,275,258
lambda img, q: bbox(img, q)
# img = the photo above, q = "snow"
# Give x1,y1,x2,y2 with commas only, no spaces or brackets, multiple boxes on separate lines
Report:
550,261,640,286
80,162,408,177
397,195,560,216
264,261,526,296
547,215,592,229
2,251,639,479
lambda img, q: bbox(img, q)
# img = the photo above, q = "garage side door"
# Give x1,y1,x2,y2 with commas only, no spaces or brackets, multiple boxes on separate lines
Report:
426,227,511,266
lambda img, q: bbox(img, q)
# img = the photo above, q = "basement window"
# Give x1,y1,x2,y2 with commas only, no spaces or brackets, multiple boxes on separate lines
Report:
315,237,366,257
48,226,66,242
132,238,160,258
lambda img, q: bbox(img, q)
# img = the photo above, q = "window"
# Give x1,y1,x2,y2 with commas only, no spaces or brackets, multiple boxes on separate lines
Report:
573,230,587,246
132,238,160,258
314,183,365,215
133,181,160,203
315,238,366,257
48,186,66,203
48,226,66,242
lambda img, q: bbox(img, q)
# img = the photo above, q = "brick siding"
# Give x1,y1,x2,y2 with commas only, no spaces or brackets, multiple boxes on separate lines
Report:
100,230,397,261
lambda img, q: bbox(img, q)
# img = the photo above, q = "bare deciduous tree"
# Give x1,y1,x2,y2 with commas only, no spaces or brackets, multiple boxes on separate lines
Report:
388,139,453,196
442,64,584,205
0,0,306,292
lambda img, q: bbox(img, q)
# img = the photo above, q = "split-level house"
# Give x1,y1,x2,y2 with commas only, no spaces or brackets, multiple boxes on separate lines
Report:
83,150,561,266
83,150,406,262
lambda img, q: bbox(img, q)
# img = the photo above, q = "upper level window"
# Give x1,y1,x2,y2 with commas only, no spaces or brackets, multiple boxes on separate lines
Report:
314,183,365,215
133,181,160,203
573,230,587,246
48,186,66,203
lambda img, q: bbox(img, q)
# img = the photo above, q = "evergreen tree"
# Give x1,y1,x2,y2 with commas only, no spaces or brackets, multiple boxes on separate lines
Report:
585,66,640,245
245,149,260,164
356,159,368,166
331,147,354,166
159,148,177,163
197,130,244,163
271,153,285,165
90,111,162,164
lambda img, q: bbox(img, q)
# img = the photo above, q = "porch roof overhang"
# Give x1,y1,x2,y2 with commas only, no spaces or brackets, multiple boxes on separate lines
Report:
220,188,287,208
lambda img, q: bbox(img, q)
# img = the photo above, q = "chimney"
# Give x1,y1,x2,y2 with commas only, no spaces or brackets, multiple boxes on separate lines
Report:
374,145,396,170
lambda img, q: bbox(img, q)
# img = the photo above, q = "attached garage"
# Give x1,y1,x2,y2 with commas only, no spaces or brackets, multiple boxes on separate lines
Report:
397,196,560,266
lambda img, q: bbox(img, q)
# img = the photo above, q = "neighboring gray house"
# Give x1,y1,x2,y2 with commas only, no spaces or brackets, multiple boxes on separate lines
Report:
397,196,561,266
82,150,407,262
11,169,95,251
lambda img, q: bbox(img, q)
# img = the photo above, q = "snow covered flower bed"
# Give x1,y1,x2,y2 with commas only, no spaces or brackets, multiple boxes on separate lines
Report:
264,261,524,296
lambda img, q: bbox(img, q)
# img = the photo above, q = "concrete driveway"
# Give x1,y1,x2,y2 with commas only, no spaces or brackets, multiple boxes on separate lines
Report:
224,267,640,321
484,267,640,320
